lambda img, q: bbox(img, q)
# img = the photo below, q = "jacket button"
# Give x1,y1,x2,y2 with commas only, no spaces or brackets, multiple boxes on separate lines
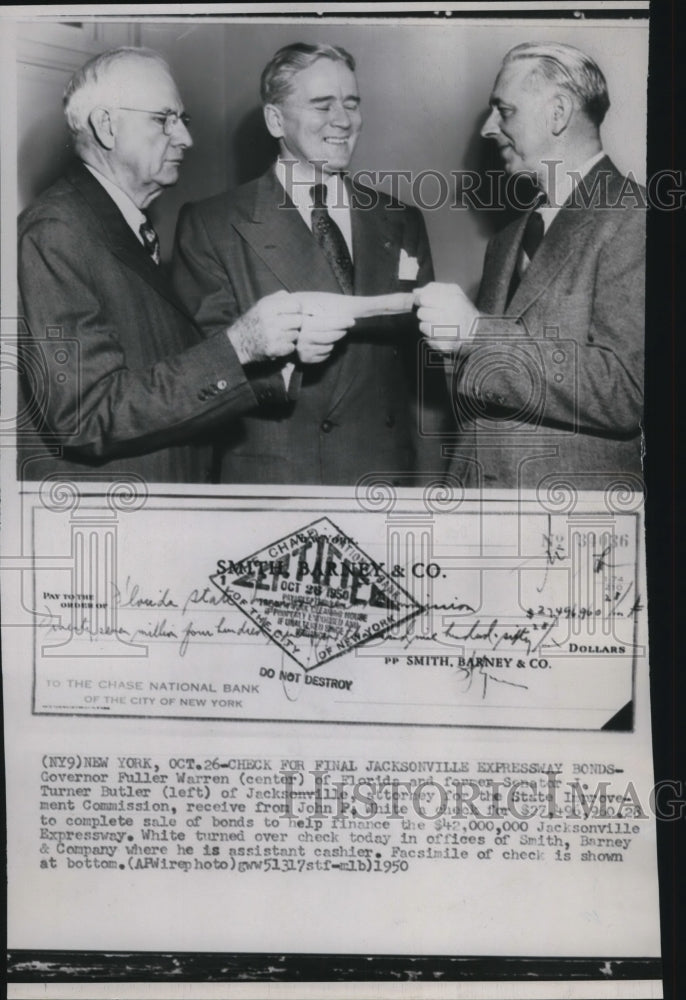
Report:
321,420,333,433
385,414,395,428
198,390,207,400
217,379,228,391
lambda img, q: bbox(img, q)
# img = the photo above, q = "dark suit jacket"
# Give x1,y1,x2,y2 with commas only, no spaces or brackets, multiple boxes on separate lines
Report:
172,168,442,485
450,156,645,492
17,162,262,483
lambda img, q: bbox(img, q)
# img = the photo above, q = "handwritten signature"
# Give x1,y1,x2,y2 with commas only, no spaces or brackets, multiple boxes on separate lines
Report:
452,660,529,699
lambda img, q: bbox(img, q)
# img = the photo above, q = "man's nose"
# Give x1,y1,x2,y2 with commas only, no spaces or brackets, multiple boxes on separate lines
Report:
480,107,500,139
329,102,352,129
172,119,193,148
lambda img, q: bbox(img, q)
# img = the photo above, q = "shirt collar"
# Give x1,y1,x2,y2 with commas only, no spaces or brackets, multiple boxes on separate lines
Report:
83,163,147,241
274,158,350,212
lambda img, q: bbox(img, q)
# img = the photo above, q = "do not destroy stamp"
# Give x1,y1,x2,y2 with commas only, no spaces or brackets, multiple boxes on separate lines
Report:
210,516,423,671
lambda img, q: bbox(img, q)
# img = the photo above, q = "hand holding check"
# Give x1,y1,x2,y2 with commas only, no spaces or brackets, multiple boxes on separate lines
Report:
413,282,481,352
227,290,302,364
227,290,417,366
293,291,416,364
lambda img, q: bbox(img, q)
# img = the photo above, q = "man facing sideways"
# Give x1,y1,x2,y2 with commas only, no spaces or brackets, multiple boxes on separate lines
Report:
18,46,346,482
416,42,645,492
173,42,444,486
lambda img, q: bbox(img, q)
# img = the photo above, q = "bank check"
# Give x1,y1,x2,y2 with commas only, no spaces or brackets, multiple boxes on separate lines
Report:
23,493,643,731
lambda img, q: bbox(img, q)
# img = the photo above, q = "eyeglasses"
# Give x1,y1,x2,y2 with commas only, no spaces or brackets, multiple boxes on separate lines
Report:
116,107,191,135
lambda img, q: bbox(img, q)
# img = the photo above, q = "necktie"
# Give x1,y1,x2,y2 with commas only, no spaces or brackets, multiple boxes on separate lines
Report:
506,193,547,306
139,218,161,265
521,209,545,263
310,183,354,294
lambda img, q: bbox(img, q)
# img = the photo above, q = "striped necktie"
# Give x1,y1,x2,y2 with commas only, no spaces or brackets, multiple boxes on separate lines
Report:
139,217,161,265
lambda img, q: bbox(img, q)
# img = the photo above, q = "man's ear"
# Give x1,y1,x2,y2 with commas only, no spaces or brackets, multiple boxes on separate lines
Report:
549,90,574,136
263,103,284,140
88,107,116,150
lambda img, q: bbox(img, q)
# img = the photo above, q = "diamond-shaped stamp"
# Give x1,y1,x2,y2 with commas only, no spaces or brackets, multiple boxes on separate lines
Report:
209,516,423,671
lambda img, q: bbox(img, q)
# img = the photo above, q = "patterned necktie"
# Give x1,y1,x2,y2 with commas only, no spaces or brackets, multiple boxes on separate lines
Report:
139,217,161,265
310,183,354,294
506,192,548,306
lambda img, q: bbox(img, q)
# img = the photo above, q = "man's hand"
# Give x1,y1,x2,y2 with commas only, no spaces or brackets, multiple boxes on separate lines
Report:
295,312,350,364
293,291,357,364
414,282,481,353
227,291,302,364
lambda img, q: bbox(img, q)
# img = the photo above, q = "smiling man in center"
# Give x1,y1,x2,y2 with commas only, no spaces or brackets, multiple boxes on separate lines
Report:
173,41,445,486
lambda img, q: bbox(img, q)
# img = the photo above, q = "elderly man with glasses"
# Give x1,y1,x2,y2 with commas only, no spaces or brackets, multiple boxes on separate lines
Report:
17,46,349,482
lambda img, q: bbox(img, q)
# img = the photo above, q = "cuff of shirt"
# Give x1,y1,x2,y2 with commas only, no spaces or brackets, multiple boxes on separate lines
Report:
247,368,291,406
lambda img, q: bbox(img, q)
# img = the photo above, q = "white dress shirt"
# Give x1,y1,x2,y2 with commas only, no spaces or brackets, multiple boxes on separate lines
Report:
274,158,354,257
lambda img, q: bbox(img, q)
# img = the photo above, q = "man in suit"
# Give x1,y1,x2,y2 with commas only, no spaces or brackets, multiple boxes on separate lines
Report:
415,41,645,492
173,42,442,486
18,46,339,483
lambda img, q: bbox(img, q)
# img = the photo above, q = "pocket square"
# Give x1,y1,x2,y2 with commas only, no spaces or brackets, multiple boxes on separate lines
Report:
398,249,419,281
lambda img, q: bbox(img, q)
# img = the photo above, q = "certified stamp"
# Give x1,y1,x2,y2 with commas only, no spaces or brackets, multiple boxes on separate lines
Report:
210,516,423,670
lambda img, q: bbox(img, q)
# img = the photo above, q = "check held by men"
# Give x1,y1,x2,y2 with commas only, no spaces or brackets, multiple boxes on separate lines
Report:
17,47,349,483
416,42,645,493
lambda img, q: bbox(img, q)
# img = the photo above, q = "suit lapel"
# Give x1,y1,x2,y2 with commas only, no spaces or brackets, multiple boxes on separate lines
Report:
508,203,593,315
233,170,342,294
507,157,614,315
479,214,527,312
350,183,399,295
67,162,190,315
326,182,401,413
235,171,400,415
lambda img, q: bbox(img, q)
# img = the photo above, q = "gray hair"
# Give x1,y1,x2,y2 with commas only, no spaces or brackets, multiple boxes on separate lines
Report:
260,42,356,106
502,41,610,126
64,47,172,146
